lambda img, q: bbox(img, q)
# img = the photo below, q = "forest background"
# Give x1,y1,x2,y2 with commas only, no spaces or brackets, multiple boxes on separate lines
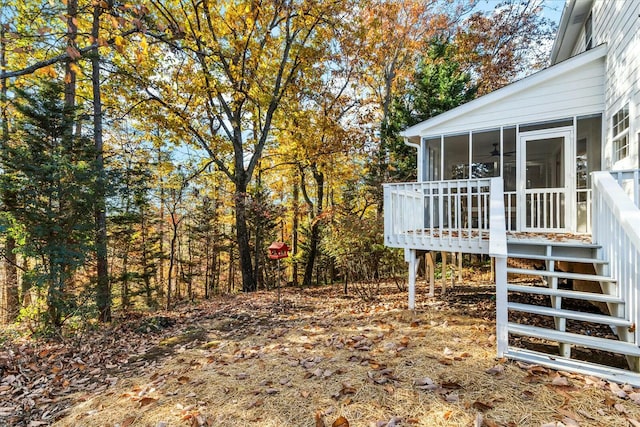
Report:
0,0,556,333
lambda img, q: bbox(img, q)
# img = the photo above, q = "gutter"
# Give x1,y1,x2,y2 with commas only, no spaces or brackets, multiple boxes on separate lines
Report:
550,0,576,64
404,137,423,181
404,136,420,150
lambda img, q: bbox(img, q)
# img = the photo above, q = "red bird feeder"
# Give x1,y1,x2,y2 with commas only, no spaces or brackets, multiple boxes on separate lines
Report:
268,242,290,260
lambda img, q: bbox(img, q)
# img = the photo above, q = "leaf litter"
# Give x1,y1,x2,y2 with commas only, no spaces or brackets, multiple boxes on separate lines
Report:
1,282,640,426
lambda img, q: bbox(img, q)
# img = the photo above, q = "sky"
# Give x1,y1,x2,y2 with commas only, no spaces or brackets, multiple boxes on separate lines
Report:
474,0,566,27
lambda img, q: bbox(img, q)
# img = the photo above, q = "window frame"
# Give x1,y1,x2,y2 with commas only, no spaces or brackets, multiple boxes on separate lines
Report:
612,104,630,163
585,12,593,50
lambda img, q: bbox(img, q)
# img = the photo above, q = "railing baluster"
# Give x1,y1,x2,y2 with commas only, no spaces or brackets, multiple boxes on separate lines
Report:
448,182,453,239
635,170,640,207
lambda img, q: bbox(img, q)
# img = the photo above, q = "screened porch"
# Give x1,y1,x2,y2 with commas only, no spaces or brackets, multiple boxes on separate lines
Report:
393,114,603,247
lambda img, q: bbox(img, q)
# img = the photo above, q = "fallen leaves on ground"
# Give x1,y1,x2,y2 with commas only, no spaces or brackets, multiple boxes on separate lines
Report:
1,282,640,426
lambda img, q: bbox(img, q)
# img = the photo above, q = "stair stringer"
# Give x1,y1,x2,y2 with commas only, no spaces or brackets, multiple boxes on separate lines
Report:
504,239,640,383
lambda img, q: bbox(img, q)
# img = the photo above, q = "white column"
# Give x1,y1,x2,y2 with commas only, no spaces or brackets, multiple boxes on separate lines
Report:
495,256,508,357
405,248,417,310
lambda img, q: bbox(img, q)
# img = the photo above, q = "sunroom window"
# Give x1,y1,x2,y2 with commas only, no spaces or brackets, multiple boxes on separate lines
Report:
612,104,629,163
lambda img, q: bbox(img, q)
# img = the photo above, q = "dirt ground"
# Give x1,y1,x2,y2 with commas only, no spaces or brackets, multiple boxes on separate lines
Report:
5,280,640,427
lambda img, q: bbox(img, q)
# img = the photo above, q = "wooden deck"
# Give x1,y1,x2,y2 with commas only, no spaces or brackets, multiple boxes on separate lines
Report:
400,228,592,252
506,231,592,245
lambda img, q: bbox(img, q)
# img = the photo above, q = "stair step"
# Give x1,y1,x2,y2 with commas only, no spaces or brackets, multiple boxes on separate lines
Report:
507,242,601,260
507,284,622,303
508,302,631,327
508,323,640,357
507,267,615,283
507,252,607,265
504,347,640,386
506,238,600,248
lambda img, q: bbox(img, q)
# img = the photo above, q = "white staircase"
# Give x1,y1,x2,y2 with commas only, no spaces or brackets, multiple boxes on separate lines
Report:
502,239,640,384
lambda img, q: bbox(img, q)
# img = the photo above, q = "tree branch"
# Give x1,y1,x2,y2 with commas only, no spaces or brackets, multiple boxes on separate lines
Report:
0,28,139,80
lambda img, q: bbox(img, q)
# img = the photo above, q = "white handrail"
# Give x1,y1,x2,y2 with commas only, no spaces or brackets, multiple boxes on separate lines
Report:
610,169,640,207
489,177,507,257
489,177,508,357
592,171,640,343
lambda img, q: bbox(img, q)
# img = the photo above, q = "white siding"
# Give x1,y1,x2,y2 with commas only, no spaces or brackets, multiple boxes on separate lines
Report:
590,0,640,169
418,58,605,137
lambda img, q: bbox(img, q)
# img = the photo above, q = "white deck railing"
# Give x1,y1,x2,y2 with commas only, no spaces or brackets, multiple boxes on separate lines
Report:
524,188,566,230
611,169,640,208
576,188,592,234
383,178,494,253
592,171,640,344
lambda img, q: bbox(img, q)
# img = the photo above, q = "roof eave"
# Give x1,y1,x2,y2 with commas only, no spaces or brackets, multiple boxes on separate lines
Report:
550,0,595,65
400,43,607,139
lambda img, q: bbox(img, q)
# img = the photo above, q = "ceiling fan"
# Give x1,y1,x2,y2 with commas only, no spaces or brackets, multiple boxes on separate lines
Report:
489,143,514,157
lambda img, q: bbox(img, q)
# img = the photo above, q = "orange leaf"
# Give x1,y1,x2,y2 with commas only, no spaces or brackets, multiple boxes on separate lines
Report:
121,416,135,427
138,397,157,407
66,45,81,60
472,400,494,411
315,413,325,427
332,416,349,427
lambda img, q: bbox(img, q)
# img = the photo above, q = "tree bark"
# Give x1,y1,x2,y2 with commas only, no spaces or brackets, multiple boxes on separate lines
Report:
291,179,299,286
0,23,18,323
235,181,256,292
301,165,324,287
157,145,165,298
65,0,78,110
167,217,178,310
92,4,111,322
140,205,154,308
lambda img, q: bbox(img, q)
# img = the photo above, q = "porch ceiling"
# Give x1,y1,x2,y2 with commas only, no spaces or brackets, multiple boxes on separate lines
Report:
401,44,607,139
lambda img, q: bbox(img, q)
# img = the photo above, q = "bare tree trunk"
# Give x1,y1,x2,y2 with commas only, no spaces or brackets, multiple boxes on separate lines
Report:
0,23,18,323
187,227,193,300
176,231,182,301
121,248,130,310
301,165,324,287
235,178,256,292
140,206,154,308
291,179,299,286
157,146,165,299
227,231,235,293
204,237,210,299
65,0,78,109
167,219,178,310
215,242,222,294
92,4,110,321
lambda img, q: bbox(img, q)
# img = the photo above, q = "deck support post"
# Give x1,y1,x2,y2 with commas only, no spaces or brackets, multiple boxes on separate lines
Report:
426,252,435,297
545,247,571,358
495,255,508,357
441,251,447,294
405,249,417,310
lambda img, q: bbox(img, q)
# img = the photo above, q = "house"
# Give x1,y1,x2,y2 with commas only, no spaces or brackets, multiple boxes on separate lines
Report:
384,0,640,384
